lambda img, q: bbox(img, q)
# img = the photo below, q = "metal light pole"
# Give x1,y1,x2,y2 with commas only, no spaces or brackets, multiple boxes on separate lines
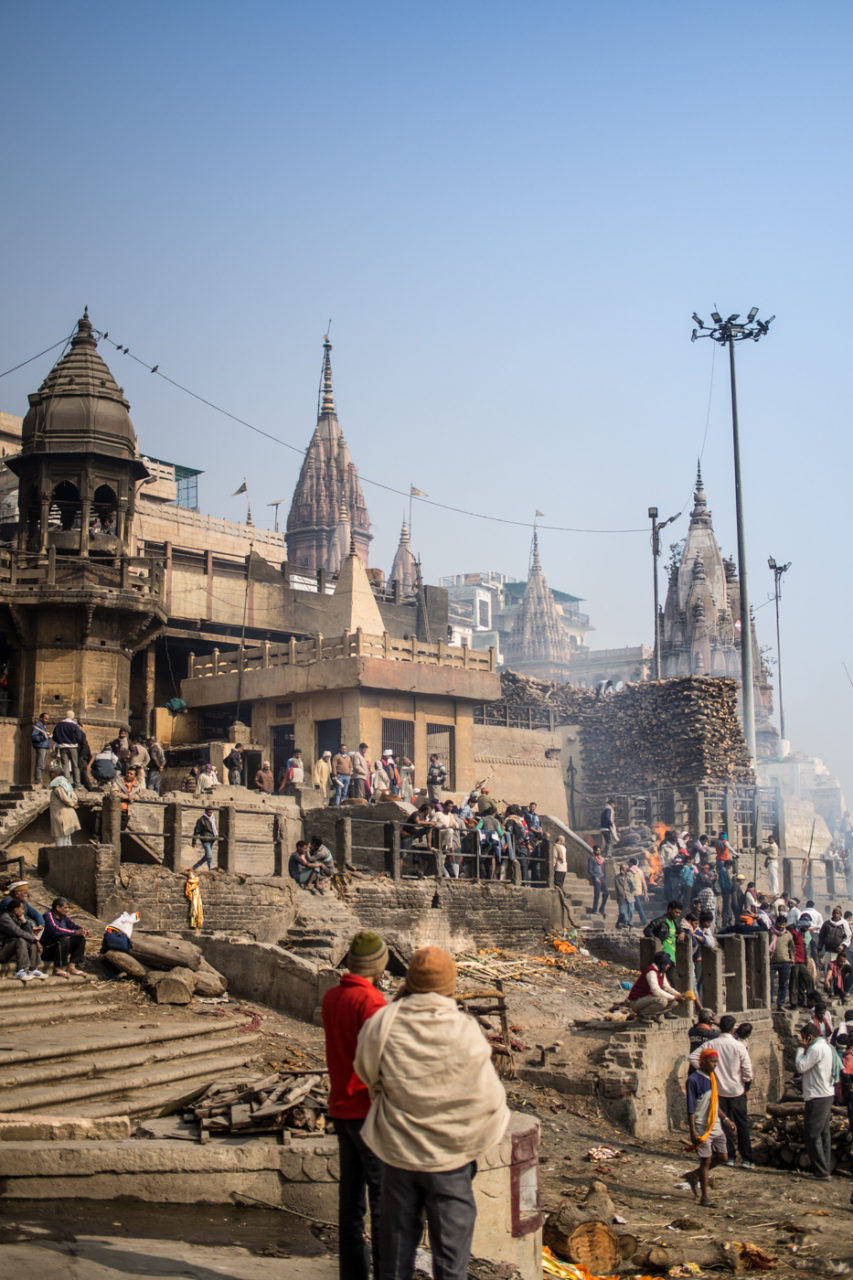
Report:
649,506,680,679
692,308,774,761
768,556,791,742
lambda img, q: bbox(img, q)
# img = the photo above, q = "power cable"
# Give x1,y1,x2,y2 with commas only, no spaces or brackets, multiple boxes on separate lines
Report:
90,325,649,535
0,333,76,380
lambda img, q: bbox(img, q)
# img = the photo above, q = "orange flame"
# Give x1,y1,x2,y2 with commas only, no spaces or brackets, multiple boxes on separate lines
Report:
647,850,662,886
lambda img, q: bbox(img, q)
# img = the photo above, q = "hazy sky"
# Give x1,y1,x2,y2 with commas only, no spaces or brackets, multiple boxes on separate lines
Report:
2,3,851,797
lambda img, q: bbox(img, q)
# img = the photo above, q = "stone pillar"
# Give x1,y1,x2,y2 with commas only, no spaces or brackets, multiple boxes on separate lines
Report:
163,802,183,871
335,817,352,873
782,857,794,897
272,814,284,878
673,935,693,1015
101,794,122,852
384,822,401,881
701,944,725,1013
143,644,156,737
218,804,236,872
744,933,770,1009
722,935,747,1013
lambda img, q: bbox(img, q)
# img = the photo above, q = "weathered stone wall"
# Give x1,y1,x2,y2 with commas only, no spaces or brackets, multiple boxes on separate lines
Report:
597,1011,781,1140
472,722,569,822
38,843,297,942
346,880,561,958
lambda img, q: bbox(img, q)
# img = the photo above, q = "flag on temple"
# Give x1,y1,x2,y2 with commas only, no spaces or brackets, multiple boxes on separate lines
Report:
232,481,248,496
410,485,427,497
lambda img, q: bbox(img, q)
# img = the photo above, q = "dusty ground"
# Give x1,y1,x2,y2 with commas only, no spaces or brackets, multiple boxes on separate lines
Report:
3,940,853,1276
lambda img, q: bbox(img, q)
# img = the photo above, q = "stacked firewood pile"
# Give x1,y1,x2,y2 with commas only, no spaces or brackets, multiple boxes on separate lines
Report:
751,1100,852,1172
497,670,753,789
101,933,227,1003
190,1070,328,1140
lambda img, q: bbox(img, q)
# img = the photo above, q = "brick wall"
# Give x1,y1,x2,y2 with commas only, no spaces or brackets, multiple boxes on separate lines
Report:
38,843,297,942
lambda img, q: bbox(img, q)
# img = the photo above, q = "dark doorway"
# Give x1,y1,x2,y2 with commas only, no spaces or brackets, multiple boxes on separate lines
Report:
271,724,295,789
382,718,414,764
426,724,455,789
315,718,342,760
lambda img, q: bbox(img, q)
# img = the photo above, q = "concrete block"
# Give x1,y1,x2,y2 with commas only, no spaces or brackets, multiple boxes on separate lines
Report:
301,1154,329,1181
0,1113,131,1142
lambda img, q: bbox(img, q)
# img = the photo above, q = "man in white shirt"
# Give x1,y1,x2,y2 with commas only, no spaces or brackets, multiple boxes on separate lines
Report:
689,1014,754,1168
794,1023,835,1179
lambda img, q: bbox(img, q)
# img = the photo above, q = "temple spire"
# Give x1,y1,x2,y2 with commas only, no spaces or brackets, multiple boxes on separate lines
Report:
389,520,417,595
504,529,572,680
319,335,336,418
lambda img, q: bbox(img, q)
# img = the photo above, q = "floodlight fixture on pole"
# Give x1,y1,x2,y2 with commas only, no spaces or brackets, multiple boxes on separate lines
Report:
691,308,775,761
768,557,791,743
649,506,681,680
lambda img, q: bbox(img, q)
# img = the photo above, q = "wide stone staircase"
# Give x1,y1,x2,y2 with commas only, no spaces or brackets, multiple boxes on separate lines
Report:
279,889,360,967
0,783,50,854
0,974,261,1120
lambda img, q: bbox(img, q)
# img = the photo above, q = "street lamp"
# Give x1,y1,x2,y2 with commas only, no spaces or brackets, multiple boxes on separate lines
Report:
692,308,775,760
649,506,680,679
768,557,791,743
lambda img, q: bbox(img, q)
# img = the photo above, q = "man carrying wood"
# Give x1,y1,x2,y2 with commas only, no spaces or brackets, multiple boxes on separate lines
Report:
322,931,389,1280
685,1046,736,1206
355,946,509,1280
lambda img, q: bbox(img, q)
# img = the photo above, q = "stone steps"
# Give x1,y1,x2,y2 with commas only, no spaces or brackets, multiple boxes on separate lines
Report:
0,998,106,1029
0,1028,261,1090
5,1039,261,1116
0,1011,233,1067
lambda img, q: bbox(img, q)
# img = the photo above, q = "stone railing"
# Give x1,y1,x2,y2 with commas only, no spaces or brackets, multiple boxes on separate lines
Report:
0,548,165,597
188,629,496,679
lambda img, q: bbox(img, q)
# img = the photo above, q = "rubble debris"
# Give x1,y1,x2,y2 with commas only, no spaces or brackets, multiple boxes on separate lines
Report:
751,1097,852,1172
189,1070,329,1138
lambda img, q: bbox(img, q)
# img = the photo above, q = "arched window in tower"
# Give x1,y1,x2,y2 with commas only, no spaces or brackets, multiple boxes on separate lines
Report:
25,484,41,551
92,484,118,538
49,481,81,532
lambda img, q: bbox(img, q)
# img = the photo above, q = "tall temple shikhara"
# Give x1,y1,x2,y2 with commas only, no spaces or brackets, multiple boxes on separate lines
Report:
660,465,774,749
285,337,371,575
502,530,573,682
389,521,417,595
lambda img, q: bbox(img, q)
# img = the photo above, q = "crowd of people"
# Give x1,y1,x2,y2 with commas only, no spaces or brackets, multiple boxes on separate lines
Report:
0,879,91,981
286,786,564,890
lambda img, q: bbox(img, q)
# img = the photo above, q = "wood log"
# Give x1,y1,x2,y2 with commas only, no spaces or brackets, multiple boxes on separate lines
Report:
101,950,149,980
193,960,227,996
147,965,197,1004
564,1221,621,1273
131,933,202,972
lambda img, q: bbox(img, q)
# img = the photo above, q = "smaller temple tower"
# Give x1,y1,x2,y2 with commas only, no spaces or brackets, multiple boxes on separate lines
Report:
503,530,573,682
285,337,371,575
389,521,417,596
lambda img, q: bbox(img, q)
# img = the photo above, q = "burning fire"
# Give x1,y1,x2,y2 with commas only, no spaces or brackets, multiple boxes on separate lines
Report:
647,822,667,886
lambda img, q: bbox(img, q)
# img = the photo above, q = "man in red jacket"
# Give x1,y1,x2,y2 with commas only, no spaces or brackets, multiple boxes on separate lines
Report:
322,930,388,1280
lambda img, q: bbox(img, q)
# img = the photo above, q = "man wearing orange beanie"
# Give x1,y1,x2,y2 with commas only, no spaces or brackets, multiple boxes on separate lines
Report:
354,945,509,1280
323,931,388,1280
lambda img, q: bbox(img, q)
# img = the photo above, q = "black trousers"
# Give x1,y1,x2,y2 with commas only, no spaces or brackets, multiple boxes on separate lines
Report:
380,1161,476,1280
770,961,790,1008
336,1117,383,1280
803,1095,833,1178
789,962,810,1007
42,933,85,968
718,1092,752,1162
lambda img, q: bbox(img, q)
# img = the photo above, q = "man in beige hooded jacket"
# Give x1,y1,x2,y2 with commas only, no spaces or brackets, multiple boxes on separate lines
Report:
354,945,509,1280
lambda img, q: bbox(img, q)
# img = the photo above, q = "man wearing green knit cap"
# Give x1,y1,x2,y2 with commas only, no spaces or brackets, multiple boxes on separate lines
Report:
322,931,388,1280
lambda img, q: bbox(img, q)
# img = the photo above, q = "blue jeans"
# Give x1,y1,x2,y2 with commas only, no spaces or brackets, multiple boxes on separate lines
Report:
334,773,351,805
192,841,214,870
147,768,162,794
591,880,609,914
632,896,648,925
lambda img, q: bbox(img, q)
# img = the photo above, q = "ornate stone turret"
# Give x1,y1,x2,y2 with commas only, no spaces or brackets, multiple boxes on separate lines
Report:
11,310,149,556
503,531,572,682
660,466,775,751
0,311,167,741
389,521,417,596
285,337,371,575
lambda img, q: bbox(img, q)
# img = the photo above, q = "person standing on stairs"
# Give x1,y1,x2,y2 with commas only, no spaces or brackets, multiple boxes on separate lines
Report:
322,931,389,1280
191,807,218,871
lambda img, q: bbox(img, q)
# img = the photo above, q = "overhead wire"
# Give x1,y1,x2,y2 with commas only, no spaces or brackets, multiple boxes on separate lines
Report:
0,333,76,380
88,326,649,535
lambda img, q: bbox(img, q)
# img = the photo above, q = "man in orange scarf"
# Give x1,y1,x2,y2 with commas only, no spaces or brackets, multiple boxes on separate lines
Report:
684,1047,735,1205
